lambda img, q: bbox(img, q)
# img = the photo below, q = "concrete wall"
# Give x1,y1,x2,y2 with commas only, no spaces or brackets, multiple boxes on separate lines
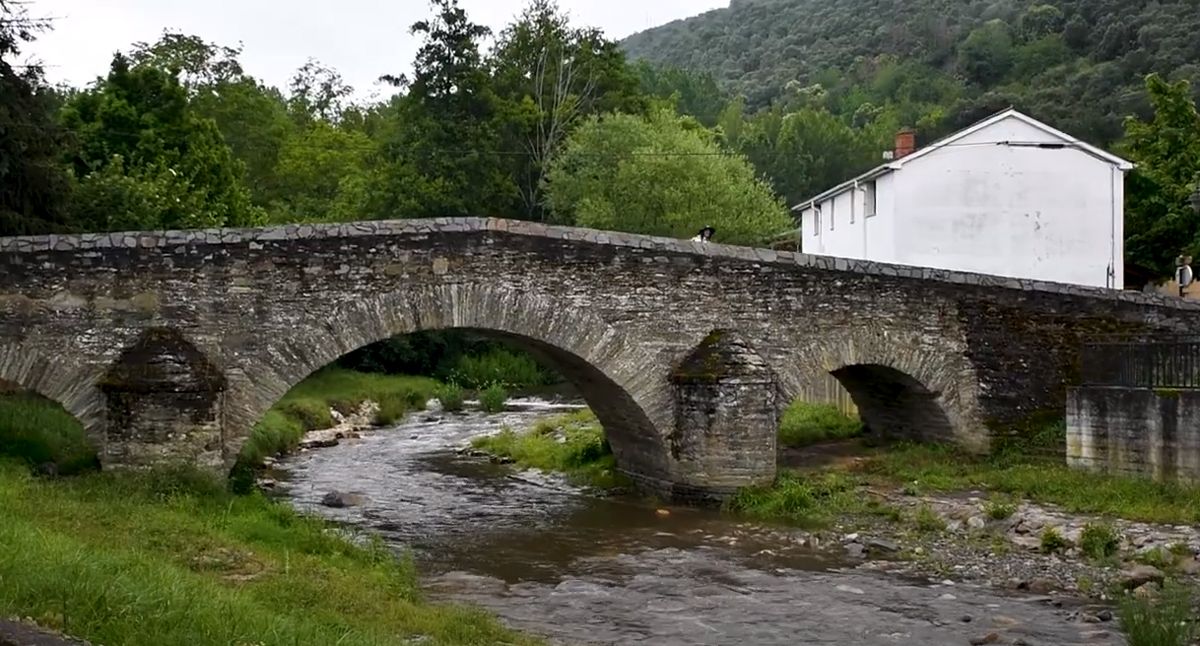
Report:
894,116,1124,289
1067,388,1200,482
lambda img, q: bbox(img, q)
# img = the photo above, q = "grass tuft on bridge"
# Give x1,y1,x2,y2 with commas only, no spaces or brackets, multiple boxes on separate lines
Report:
0,460,538,646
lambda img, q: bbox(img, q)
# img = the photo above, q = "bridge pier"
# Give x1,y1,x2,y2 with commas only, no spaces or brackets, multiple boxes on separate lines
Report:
654,330,779,505
99,328,227,472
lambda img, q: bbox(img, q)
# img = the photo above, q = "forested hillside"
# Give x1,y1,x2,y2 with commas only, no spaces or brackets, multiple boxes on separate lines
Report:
622,0,1200,146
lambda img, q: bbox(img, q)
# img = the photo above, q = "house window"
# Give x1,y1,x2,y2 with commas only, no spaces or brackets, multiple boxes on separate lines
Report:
812,208,820,235
864,181,877,218
829,195,835,231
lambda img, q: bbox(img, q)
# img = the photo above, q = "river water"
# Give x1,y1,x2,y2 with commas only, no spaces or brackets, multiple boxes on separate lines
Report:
278,399,1123,646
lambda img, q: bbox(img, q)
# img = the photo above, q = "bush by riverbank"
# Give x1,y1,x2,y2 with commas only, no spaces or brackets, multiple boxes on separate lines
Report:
239,368,442,466
470,410,628,489
0,461,537,646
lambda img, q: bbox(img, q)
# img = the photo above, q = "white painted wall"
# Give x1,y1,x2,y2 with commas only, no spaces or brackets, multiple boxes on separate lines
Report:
801,115,1126,289
797,173,898,263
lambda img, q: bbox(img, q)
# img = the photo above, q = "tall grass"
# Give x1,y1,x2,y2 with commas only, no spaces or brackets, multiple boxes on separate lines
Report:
1119,582,1198,646
0,461,538,646
239,368,442,467
437,383,466,413
860,443,1200,524
0,393,98,474
777,401,863,448
470,410,626,488
443,349,557,390
478,383,509,414
725,471,863,528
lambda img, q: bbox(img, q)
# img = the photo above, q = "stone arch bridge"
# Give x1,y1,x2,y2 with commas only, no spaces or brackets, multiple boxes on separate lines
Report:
1,218,1196,502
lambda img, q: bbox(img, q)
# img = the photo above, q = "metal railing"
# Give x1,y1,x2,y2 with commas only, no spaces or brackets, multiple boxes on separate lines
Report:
1080,335,1200,389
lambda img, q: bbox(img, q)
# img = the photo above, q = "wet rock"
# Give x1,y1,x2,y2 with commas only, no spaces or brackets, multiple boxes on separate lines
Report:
1018,578,1058,594
1177,557,1200,576
321,491,366,508
845,543,866,559
422,415,440,423
1081,613,1102,623
969,632,1000,645
835,584,864,595
1120,564,1164,589
960,615,973,623
257,478,277,490
1096,609,1113,622
867,537,900,554
301,438,339,449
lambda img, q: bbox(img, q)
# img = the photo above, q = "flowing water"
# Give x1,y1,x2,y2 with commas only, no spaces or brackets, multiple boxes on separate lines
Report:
278,399,1124,646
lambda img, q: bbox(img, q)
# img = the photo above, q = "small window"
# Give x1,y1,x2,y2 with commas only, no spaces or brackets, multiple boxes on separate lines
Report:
829,195,836,231
812,208,821,235
864,181,877,218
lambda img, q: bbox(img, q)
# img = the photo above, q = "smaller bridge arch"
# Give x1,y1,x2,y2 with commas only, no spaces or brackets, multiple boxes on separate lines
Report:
0,342,107,453
775,327,986,452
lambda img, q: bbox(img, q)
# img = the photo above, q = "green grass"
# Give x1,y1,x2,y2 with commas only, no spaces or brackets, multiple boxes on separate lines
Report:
478,383,509,414
1119,581,1198,646
470,410,628,489
983,496,1017,520
725,471,862,528
0,461,537,646
0,392,98,475
240,368,442,466
437,383,466,413
1040,527,1070,554
777,401,863,448
1079,523,1121,561
444,349,557,390
858,443,1200,525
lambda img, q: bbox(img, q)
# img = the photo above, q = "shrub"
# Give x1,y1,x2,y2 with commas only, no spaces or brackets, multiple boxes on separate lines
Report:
1079,523,1121,561
777,401,864,448
1118,581,1197,646
437,383,465,413
984,497,1017,520
402,387,428,411
478,383,509,414
1040,527,1070,554
1137,547,1177,570
445,349,555,389
373,394,409,426
278,399,334,432
726,472,861,528
914,504,946,533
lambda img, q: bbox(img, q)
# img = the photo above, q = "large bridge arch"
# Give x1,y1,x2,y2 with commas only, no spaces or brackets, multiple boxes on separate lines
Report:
223,283,677,484
773,327,987,451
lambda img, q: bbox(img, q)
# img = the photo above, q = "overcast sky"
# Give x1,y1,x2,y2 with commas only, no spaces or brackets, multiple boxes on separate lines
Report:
25,0,725,100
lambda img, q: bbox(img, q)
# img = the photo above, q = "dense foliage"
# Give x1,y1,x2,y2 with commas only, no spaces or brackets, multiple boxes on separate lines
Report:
2,0,1200,277
621,0,1200,147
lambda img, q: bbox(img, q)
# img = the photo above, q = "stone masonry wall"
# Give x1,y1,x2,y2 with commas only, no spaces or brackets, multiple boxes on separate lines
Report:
1067,388,1200,483
2,218,1200,498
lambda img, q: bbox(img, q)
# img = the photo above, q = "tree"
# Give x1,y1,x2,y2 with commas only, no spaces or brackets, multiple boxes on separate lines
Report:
127,32,294,209
128,31,243,89
0,0,72,235
958,20,1015,87
288,59,355,124
268,121,372,223
490,0,645,219
545,109,790,245
1122,74,1200,275
61,55,263,231
371,0,517,217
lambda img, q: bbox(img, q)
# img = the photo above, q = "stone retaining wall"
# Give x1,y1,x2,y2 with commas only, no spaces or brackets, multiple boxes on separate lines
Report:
1067,387,1200,482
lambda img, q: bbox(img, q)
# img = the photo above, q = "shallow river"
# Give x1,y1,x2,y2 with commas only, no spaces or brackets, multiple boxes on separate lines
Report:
278,399,1123,646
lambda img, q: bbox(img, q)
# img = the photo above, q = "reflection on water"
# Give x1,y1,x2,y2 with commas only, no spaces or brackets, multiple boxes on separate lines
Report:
278,399,1122,646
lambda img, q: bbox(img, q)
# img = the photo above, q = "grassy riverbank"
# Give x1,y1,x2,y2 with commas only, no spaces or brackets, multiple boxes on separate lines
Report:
0,392,96,474
778,402,863,448
470,410,628,489
0,461,536,646
239,368,443,466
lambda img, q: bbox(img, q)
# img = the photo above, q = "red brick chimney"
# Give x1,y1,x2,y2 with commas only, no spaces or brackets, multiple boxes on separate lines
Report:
894,128,917,159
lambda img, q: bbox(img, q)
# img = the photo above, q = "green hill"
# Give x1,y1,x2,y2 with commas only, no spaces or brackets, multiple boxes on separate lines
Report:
622,0,1200,145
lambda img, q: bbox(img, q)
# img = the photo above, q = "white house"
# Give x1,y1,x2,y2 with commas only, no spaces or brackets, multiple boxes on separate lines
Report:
792,109,1134,289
